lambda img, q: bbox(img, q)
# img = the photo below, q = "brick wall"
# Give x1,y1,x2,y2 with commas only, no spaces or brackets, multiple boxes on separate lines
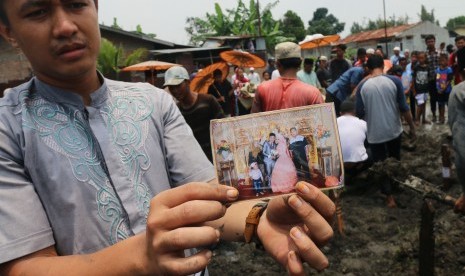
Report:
0,39,32,87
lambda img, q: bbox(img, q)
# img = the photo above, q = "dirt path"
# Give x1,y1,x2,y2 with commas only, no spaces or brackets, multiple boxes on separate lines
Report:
209,122,465,275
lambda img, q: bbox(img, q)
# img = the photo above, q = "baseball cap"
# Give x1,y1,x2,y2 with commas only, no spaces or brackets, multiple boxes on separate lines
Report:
320,56,328,61
250,67,255,71
393,46,400,51
275,42,301,60
163,66,190,87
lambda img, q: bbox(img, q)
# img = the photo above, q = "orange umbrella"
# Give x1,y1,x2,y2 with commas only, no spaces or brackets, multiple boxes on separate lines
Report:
220,50,266,68
121,60,181,84
121,60,181,72
299,34,340,50
190,62,230,94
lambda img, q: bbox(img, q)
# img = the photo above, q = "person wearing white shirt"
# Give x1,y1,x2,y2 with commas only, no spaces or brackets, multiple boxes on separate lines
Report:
336,99,372,176
247,67,261,85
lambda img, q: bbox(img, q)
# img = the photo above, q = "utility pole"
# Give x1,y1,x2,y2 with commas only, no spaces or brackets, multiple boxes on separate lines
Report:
257,0,262,36
383,0,388,57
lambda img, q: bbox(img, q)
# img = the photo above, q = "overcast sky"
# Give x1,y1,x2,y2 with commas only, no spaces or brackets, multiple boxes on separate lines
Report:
98,0,463,45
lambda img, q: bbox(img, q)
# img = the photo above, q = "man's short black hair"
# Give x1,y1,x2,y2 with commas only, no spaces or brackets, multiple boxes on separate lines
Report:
269,133,276,138
357,48,366,57
213,69,223,78
336,44,347,51
290,127,297,132
340,99,355,114
455,35,465,42
398,57,407,63
424,34,436,42
303,58,314,65
366,55,384,70
277,58,302,70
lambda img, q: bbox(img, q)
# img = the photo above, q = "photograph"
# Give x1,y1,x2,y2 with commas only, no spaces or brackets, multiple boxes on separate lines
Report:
210,103,344,200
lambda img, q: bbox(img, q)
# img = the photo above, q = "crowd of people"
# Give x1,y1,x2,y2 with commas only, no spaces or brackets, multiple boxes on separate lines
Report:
0,0,464,274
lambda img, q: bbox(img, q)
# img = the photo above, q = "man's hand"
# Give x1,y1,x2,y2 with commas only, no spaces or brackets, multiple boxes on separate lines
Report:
144,183,238,275
257,182,335,275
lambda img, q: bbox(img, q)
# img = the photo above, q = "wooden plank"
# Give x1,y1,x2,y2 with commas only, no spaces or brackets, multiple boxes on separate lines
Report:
419,199,435,276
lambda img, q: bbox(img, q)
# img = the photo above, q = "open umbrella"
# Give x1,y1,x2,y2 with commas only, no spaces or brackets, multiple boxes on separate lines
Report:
121,60,181,83
299,34,341,57
190,61,230,94
299,34,341,50
220,50,266,68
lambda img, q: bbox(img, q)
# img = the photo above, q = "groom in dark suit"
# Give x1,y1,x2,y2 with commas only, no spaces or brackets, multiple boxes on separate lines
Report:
289,127,311,179
262,133,277,187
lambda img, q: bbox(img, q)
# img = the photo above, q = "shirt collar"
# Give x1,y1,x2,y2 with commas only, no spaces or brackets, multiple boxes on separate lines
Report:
33,71,109,108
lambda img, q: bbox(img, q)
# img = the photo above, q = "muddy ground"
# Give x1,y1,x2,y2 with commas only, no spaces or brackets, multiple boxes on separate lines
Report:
209,121,465,275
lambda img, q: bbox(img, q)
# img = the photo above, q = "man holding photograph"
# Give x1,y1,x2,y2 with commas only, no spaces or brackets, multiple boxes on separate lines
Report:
0,1,335,275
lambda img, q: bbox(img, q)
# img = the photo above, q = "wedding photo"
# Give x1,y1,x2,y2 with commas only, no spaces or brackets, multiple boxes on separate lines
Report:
210,103,344,200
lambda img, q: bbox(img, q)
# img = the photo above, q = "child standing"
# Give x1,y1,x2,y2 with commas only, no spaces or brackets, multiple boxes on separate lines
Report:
436,53,454,124
249,162,264,196
412,52,431,125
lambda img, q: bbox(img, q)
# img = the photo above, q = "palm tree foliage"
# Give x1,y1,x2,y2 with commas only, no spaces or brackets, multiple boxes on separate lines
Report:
185,0,292,51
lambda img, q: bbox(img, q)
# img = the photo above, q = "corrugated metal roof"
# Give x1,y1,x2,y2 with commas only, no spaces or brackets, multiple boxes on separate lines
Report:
342,23,419,44
150,46,231,55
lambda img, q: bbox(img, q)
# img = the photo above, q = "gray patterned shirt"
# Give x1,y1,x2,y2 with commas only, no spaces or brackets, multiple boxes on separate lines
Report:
0,76,215,263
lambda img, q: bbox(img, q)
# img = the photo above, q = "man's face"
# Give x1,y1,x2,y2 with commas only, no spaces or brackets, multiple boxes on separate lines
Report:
319,60,327,68
269,135,275,143
394,50,400,56
304,63,313,73
167,81,189,102
457,39,465,50
0,0,100,83
404,52,410,59
336,48,344,59
426,38,436,50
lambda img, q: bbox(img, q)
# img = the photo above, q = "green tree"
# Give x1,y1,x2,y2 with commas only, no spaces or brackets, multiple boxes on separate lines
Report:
280,10,306,42
419,5,439,25
307,8,345,35
446,16,465,31
97,38,148,79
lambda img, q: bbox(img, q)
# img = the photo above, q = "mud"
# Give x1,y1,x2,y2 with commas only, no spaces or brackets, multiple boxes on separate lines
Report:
209,122,465,275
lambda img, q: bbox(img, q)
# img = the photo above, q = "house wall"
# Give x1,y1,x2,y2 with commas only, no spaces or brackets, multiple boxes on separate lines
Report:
400,21,450,52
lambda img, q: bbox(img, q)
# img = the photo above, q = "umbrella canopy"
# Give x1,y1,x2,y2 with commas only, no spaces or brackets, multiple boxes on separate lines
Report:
220,50,266,68
190,62,230,94
121,60,181,72
299,34,340,50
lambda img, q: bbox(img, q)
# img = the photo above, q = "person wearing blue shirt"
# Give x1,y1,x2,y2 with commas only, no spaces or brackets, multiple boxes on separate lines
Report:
326,66,368,116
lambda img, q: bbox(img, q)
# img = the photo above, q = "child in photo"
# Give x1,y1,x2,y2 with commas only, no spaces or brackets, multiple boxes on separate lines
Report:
249,162,264,196
436,53,454,124
412,52,430,125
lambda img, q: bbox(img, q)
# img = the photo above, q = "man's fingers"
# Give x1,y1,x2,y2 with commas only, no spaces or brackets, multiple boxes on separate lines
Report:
287,195,334,246
148,200,226,231
160,249,213,276
287,251,305,276
289,226,329,272
156,226,220,253
295,182,336,222
151,182,238,209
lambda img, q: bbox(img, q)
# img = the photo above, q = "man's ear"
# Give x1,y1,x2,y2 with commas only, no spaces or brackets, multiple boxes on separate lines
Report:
0,23,18,48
